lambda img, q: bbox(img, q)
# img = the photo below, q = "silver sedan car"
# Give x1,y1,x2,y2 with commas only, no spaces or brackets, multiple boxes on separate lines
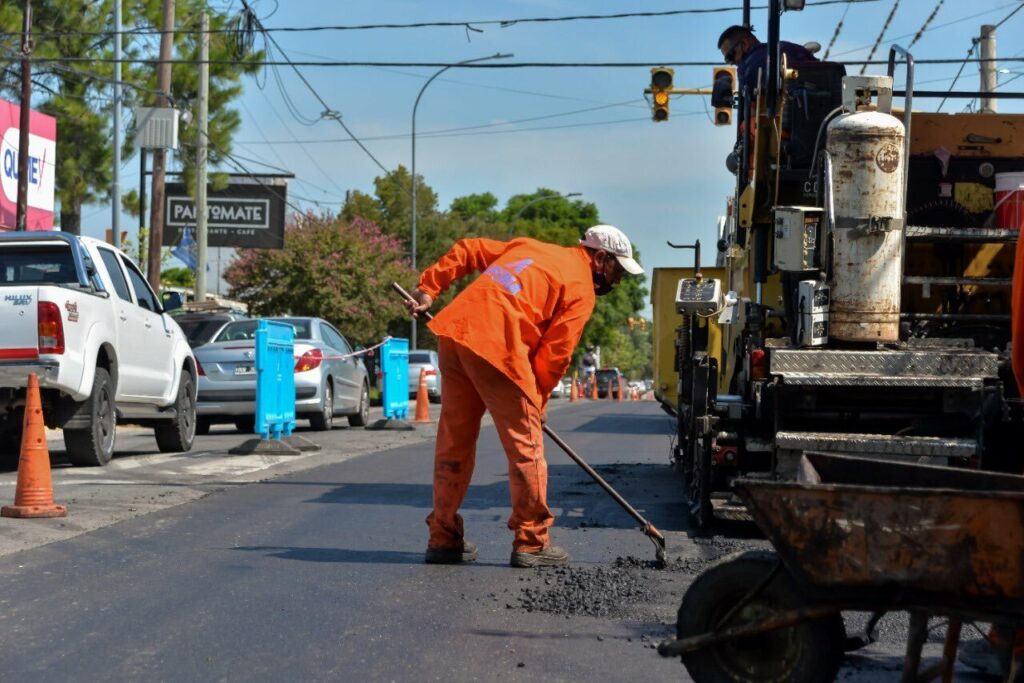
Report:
194,317,370,433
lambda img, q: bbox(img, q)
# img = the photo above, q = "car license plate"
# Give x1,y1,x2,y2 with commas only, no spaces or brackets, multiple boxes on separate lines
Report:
234,365,255,376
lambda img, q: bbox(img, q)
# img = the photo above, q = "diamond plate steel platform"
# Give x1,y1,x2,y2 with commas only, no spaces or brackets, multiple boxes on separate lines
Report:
770,348,998,387
775,431,977,458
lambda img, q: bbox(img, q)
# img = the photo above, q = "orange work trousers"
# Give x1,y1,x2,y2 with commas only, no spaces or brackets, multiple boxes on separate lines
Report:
427,337,554,553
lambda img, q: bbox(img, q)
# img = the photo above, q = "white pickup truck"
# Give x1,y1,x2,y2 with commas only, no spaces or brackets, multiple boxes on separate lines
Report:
0,232,197,466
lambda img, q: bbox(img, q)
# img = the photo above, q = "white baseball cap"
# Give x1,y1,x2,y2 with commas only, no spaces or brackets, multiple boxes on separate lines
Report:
580,224,644,275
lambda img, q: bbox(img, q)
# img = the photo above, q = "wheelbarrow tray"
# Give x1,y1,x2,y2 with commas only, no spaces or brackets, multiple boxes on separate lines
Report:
733,453,1024,615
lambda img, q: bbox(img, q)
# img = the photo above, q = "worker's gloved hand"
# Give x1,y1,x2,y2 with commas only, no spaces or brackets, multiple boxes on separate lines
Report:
407,288,434,318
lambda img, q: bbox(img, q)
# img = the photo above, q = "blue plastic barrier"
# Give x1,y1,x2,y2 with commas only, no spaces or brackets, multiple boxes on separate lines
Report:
254,320,296,439
380,337,410,420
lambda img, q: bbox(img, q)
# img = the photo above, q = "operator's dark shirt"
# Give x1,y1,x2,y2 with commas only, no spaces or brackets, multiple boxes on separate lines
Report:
738,41,818,92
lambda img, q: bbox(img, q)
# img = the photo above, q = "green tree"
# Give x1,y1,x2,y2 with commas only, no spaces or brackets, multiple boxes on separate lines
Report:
450,192,498,222
0,1,261,233
161,266,194,288
224,213,415,345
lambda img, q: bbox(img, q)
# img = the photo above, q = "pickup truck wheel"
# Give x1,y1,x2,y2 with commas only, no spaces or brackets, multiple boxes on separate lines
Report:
348,383,369,427
65,367,116,467
154,371,196,453
309,381,333,431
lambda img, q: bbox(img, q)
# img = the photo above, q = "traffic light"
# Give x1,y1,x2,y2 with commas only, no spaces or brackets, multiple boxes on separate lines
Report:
649,67,673,122
711,66,736,127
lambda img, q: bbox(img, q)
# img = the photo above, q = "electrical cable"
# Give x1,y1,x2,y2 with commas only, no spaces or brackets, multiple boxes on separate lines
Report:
22,55,1024,67
937,1,1024,111
859,0,901,75
2,1,881,39
239,0,392,176
907,0,944,49
822,2,852,60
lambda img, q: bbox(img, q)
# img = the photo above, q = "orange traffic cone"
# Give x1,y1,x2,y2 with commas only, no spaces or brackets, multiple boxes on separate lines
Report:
617,377,624,401
413,368,431,423
569,378,577,402
590,378,598,400
2,374,66,519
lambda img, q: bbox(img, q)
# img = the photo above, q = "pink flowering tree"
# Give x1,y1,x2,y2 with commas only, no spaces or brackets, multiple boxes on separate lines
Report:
224,212,416,345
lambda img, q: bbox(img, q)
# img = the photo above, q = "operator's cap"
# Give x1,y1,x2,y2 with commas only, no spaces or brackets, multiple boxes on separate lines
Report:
580,225,644,275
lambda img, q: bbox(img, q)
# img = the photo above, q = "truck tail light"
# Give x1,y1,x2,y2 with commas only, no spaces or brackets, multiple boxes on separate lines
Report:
38,301,65,355
295,348,323,373
750,348,767,381
196,359,206,376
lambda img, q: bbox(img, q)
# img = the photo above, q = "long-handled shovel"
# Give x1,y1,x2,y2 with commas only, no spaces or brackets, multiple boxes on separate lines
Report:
392,282,668,567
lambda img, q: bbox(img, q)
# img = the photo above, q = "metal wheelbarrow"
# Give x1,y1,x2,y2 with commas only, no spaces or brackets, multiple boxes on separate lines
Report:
658,452,1024,682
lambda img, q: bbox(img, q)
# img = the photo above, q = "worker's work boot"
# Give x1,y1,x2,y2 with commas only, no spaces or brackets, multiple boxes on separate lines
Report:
510,545,570,568
424,540,479,565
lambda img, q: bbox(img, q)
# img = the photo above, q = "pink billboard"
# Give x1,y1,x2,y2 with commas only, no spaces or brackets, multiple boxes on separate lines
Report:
0,98,56,231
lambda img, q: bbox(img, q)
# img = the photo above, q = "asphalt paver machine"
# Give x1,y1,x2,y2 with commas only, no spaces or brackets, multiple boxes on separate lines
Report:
656,0,1024,527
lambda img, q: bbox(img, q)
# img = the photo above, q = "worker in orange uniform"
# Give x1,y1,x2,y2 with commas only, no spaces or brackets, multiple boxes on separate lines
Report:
405,225,644,568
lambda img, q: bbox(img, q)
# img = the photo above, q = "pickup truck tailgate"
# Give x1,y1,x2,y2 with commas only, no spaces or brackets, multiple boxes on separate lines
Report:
0,287,39,359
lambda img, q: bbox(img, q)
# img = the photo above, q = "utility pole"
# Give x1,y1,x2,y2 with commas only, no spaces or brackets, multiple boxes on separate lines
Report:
980,24,997,114
15,0,32,232
194,12,209,302
111,0,122,247
147,0,175,290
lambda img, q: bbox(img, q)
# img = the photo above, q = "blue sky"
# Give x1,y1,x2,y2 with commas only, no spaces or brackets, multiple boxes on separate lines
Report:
79,0,1024,311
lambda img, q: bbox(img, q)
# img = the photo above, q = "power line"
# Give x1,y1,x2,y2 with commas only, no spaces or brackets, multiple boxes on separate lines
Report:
907,0,945,49
822,2,852,60
2,1,880,39
22,56,1024,67
937,1,1024,111
859,0,901,75
829,2,1018,59
239,0,392,176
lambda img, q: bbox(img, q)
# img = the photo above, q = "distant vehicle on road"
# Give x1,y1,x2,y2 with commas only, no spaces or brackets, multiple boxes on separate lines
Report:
0,232,197,466
407,350,441,404
193,317,370,433
595,367,623,399
550,377,572,399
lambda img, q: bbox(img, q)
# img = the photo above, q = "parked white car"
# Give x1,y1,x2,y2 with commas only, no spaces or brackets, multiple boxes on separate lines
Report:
407,350,441,404
0,232,197,466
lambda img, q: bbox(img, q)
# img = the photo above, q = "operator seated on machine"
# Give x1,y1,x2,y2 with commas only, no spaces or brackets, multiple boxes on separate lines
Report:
717,24,818,94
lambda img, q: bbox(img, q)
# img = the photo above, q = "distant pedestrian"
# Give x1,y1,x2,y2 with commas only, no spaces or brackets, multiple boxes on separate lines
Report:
405,226,644,567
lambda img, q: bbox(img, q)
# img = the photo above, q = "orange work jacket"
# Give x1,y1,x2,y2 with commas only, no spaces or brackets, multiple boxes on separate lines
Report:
418,237,596,410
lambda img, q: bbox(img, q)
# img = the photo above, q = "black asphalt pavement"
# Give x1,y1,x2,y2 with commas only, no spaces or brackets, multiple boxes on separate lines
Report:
0,399,992,681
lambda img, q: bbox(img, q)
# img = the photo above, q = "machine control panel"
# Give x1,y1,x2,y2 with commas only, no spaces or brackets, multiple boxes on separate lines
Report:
797,280,829,347
774,206,823,272
675,278,723,316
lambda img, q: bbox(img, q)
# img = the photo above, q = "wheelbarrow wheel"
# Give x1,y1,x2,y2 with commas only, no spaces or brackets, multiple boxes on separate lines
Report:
677,550,845,683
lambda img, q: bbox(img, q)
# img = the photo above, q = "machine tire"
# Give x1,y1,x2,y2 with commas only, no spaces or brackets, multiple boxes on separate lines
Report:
309,381,334,431
348,382,369,427
65,367,116,467
677,550,845,683
154,371,196,453
689,434,714,530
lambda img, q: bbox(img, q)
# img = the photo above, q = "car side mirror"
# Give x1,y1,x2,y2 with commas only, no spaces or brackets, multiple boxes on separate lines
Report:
161,291,183,312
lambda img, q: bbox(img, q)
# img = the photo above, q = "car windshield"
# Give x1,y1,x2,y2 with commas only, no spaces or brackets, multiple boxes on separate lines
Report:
214,319,312,342
596,370,618,382
178,318,229,346
408,352,433,364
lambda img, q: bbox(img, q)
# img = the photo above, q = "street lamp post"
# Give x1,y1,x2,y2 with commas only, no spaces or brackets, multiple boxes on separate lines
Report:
410,52,512,349
509,192,582,237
